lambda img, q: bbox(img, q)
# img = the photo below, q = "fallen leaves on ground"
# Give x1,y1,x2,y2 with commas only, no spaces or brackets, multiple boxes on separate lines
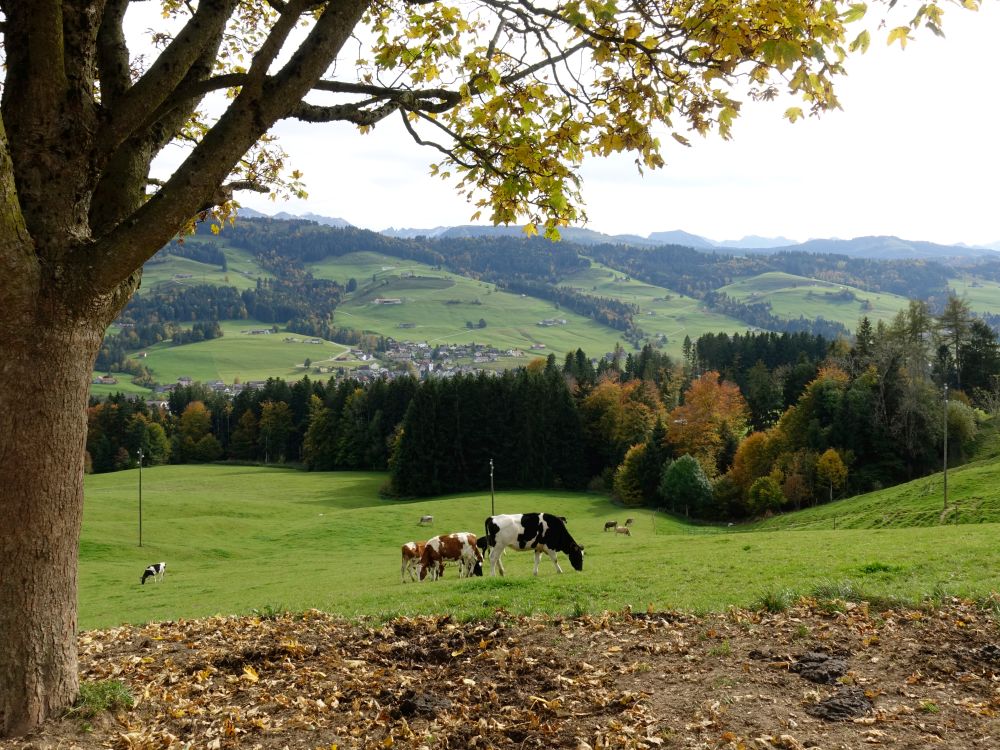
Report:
5,599,1000,749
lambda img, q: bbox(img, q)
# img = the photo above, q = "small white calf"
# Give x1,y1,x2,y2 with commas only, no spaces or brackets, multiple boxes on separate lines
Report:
400,541,427,583
141,562,166,585
418,515,434,526
614,525,631,536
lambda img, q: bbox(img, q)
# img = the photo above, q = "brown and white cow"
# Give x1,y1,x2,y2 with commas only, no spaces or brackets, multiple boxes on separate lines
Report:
419,532,483,581
401,541,429,583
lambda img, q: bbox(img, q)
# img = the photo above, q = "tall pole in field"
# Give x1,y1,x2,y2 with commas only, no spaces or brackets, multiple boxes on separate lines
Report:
137,448,143,547
489,458,495,516
943,383,948,510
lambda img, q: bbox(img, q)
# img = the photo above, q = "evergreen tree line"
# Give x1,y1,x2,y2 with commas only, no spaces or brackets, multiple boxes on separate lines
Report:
702,290,850,339
155,239,227,269
496,278,639,332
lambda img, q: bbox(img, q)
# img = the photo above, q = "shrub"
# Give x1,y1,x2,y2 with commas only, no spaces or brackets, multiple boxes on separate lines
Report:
659,455,713,518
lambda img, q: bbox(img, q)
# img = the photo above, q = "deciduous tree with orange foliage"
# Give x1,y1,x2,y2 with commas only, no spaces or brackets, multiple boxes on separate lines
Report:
667,371,749,477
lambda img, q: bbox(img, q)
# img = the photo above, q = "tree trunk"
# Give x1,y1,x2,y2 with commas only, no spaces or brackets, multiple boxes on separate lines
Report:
0,306,109,735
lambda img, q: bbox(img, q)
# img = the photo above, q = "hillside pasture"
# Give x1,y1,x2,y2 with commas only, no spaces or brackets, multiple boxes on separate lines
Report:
311,252,626,354
719,272,909,331
88,378,153,397
130,320,347,384
949,277,1000,316
138,243,267,293
560,260,754,356
80,464,1000,631
750,443,1000,532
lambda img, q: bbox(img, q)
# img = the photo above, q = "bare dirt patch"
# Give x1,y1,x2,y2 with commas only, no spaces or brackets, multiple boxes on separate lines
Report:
5,599,1000,749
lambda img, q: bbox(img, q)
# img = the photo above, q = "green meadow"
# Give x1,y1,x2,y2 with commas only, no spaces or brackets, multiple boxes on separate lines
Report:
559,260,752,356
80,461,1000,631
718,272,910,331
131,320,347,384
311,252,626,354
949,277,1000,316
138,242,268,294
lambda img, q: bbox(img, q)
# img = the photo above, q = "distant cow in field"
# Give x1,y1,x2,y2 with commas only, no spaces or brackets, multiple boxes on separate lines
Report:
624,518,634,527
418,515,433,526
614,525,631,536
140,562,166,584
420,532,483,581
603,520,617,532
400,541,428,583
483,513,584,576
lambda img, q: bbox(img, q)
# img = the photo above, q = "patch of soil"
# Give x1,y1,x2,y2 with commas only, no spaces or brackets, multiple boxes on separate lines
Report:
4,600,1000,749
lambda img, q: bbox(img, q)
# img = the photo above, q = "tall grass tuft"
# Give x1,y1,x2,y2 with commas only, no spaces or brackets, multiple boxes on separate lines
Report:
70,680,134,718
753,587,796,613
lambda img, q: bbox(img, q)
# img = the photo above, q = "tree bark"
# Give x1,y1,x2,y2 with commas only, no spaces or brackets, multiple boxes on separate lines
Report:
0,298,115,735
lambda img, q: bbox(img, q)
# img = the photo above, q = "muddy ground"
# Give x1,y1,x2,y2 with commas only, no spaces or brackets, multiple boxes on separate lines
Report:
5,599,1000,749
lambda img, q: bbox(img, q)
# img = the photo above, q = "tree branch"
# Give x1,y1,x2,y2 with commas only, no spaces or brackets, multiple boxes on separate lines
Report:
95,0,131,107
86,0,372,297
95,1,238,163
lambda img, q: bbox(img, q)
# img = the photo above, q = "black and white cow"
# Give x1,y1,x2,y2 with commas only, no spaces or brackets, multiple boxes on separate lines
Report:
141,561,166,584
483,513,584,576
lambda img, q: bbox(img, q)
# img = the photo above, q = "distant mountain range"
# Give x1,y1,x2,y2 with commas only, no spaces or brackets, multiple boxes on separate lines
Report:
237,208,1000,260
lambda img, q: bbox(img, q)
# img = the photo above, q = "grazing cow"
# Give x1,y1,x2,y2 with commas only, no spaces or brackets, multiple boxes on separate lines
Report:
603,520,617,532
140,562,166,584
614,525,631,536
418,514,434,526
420,532,483,581
477,534,507,575
400,541,427,583
484,513,584,576
624,518,635,527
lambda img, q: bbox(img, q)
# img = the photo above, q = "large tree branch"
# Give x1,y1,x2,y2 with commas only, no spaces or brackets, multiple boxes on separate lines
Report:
94,0,237,164
85,0,373,299
95,0,132,108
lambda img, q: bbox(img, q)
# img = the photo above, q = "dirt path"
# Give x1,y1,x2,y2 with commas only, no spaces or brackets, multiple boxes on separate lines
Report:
6,599,1000,748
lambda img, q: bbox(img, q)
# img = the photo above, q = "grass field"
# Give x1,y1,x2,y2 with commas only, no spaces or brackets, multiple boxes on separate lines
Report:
130,320,347,384
949,277,1000,316
138,242,267,294
88,378,153,398
311,252,627,355
718,272,910,331
559,261,753,357
80,459,1000,631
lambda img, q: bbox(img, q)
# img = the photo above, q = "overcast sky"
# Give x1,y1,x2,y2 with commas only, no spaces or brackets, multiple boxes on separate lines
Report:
171,5,1000,246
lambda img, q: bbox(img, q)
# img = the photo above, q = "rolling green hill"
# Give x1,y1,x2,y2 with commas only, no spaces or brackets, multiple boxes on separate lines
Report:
949,277,1000,316
559,260,752,356
138,242,268,294
80,462,1000,630
718,272,910,331
311,252,626,355
131,320,347,384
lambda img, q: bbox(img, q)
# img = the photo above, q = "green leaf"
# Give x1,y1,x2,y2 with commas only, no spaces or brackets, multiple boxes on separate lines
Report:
841,3,868,24
887,26,911,48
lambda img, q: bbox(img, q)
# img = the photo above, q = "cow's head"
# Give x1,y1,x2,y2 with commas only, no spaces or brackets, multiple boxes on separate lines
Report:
569,544,584,571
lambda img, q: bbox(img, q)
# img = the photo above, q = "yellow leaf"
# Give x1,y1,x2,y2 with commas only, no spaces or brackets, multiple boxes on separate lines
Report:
242,665,259,683
784,107,804,123
887,26,911,48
